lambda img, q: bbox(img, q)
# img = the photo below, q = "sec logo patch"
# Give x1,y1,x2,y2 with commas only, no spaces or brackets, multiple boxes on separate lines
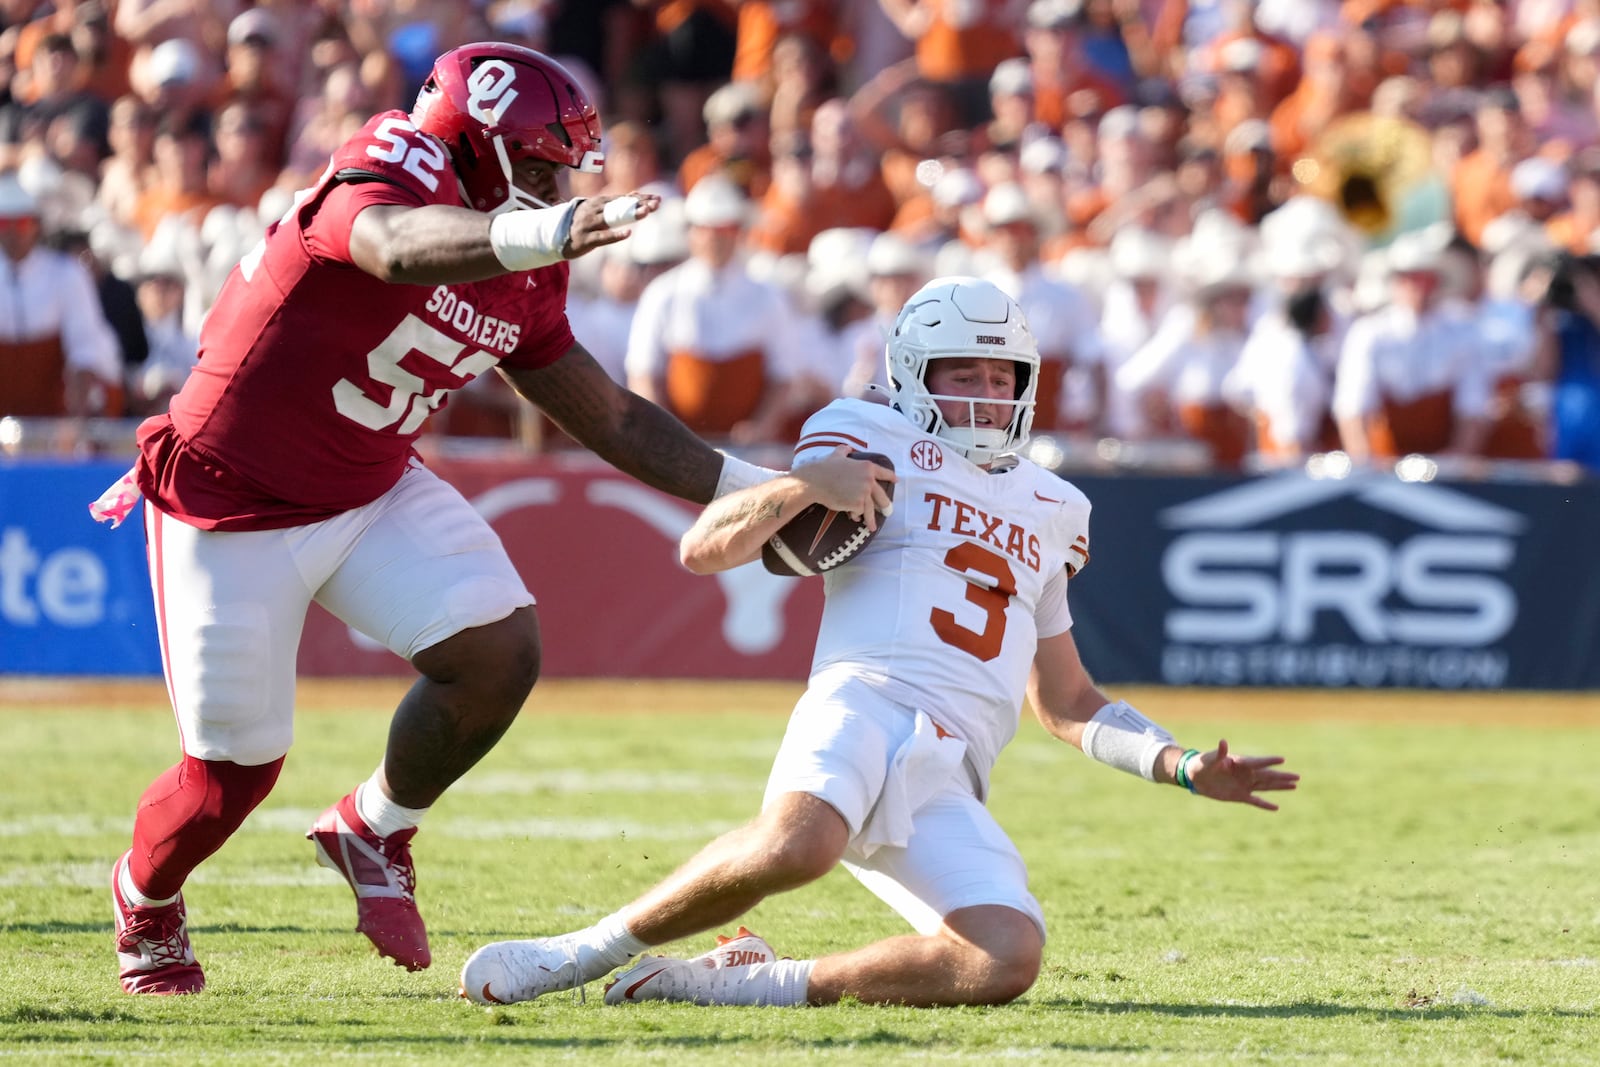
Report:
911,439,943,471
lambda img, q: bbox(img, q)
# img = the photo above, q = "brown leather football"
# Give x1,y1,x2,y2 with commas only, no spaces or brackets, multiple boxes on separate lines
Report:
761,452,896,577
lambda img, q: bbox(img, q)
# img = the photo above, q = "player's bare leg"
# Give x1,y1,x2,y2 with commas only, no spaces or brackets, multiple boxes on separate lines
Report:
805,905,1042,1006
312,607,541,970
462,792,847,1004
606,904,1041,1008
621,792,850,943
385,606,542,807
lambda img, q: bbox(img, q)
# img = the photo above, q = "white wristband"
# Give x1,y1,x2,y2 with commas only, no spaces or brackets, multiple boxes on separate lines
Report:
1081,700,1175,782
488,200,583,271
715,452,784,500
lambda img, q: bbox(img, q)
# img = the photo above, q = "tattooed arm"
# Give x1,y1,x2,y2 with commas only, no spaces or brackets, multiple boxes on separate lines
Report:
678,447,896,574
500,343,723,503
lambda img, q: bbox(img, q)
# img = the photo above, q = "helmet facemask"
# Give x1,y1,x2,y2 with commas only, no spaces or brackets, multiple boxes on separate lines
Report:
885,277,1041,466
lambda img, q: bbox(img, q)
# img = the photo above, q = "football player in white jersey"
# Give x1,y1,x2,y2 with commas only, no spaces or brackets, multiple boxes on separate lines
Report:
461,278,1298,1009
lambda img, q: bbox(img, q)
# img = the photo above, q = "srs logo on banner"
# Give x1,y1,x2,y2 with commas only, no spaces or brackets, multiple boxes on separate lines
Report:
1156,475,1524,689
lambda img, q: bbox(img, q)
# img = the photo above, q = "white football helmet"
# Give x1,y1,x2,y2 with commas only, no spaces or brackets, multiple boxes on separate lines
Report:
885,276,1041,465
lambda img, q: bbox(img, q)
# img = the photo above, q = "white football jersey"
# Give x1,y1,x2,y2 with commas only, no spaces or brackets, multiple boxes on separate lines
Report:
792,399,1092,791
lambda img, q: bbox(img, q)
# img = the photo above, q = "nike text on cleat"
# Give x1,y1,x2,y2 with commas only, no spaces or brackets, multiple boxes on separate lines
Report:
112,851,205,995
307,793,430,971
693,927,776,969
460,934,614,1006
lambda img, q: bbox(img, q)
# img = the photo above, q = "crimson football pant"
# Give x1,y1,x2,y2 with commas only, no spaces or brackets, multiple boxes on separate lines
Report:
128,755,284,900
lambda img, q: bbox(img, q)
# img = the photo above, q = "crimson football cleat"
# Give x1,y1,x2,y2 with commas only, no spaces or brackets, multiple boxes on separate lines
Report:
307,794,430,971
112,851,205,995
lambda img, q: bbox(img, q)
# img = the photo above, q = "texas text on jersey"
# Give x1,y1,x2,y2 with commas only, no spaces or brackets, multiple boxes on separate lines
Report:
790,398,1091,793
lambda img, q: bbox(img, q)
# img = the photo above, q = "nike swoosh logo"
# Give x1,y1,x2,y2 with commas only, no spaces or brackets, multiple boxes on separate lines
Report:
1034,492,1063,504
479,982,506,1005
622,970,661,1000
807,510,840,555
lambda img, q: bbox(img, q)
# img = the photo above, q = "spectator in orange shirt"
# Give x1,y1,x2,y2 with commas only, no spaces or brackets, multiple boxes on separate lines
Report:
748,130,821,255
1452,87,1532,248
130,110,225,240
678,80,772,199
1024,0,1126,130
849,59,963,207
807,98,898,232
1197,6,1301,112
733,0,841,84
879,0,1026,126
1270,31,1365,163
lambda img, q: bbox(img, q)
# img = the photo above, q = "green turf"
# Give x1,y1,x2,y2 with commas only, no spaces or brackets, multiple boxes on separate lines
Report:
1,685,1596,1065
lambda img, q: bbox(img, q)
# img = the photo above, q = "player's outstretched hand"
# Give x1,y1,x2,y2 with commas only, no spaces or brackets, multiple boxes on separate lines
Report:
563,192,662,258
1188,739,1298,811
796,446,897,531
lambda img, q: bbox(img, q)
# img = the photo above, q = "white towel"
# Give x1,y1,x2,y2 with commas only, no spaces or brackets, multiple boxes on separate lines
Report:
856,710,968,859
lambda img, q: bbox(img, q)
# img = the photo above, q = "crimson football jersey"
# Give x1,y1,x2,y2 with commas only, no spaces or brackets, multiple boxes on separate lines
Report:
136,110,576,531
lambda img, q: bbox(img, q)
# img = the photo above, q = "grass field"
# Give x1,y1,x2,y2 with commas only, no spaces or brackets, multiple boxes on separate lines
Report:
1,678,1597,1065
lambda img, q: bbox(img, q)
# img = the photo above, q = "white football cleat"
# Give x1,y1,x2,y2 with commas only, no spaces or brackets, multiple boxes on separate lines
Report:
460,935,612,1005
605,928,779,1005
691,926,776,968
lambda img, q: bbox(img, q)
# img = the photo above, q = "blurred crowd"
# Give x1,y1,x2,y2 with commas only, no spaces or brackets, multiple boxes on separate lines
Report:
5,0,1600,475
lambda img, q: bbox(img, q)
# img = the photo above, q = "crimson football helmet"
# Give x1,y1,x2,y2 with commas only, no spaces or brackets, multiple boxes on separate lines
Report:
412,43,604,214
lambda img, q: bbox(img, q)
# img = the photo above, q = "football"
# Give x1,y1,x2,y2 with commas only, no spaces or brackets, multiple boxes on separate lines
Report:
761,452,896,577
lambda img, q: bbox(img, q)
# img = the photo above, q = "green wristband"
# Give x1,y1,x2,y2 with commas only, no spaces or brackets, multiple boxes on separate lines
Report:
1175,748,1201,793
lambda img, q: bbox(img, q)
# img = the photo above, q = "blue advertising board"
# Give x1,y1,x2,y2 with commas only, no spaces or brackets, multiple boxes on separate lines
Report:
0,459,160,675
1063,471,1600,690
3,457,1599,688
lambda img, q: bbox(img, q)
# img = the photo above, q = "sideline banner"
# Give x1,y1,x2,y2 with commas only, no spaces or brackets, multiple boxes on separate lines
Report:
7,456,1600,688
294,455,824,679
0,459,162,675
1063,472,1600,690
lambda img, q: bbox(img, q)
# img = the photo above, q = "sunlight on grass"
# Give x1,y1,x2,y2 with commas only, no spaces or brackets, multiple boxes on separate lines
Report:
1,680,1597,1065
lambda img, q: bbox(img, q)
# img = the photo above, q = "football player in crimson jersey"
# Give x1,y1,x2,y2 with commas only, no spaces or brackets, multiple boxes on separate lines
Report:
98,42,887,996
462,278,1297,1010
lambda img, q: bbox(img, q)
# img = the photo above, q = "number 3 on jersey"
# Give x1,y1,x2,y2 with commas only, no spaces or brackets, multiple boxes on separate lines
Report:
931,542,1017,662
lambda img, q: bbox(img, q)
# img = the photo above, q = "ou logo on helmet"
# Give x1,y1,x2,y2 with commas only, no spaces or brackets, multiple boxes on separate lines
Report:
467,59,519,125
911,439,943,471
